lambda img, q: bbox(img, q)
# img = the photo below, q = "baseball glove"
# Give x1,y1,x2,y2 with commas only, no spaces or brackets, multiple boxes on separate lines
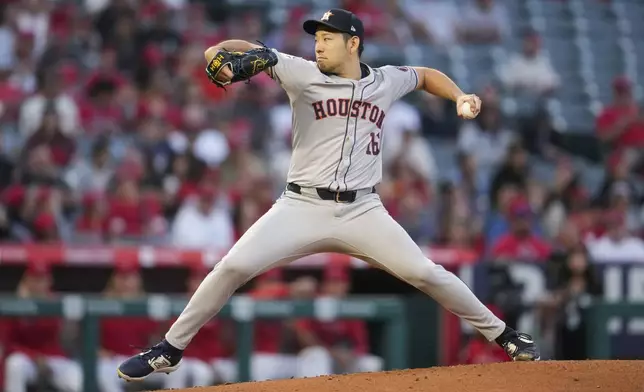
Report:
205,46,278,88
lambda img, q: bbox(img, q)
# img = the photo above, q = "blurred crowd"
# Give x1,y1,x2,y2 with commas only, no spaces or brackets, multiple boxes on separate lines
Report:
0,0,643,387
0,260,382,391
1,0,642,258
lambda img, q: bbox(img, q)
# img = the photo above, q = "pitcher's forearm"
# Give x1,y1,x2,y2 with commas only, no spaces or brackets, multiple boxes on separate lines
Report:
413,67,464,102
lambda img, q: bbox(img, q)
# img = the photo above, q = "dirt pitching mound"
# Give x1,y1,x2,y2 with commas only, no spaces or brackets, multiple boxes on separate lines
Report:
154,360,644,392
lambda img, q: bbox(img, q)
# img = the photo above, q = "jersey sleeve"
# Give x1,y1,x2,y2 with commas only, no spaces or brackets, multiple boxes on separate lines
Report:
379,65,420,101
270,49,318,98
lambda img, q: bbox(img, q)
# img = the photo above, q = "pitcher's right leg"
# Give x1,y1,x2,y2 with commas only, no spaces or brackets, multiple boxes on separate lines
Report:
117,192,339,381
336,194,539,361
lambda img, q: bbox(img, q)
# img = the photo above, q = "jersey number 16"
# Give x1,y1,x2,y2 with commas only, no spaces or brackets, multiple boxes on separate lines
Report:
366,132,381,156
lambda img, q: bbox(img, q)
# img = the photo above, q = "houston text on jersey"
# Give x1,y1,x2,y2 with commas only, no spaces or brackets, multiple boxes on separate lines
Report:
311,99,386,129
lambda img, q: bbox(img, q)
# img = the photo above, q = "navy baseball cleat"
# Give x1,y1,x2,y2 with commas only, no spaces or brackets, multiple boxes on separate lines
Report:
496,328,541,361
116,340,183,382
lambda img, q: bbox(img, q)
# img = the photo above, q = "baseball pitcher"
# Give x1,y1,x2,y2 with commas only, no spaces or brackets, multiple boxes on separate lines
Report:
117,8,540,382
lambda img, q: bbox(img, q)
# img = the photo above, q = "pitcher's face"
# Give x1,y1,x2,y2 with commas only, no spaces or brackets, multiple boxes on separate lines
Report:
314,28,358,73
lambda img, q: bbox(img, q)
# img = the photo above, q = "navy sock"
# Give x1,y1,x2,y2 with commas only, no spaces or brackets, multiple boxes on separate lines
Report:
495,326,517,346
162,339,183,355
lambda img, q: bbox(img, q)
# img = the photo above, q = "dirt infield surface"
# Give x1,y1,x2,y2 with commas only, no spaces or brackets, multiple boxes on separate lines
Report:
153,360,644,392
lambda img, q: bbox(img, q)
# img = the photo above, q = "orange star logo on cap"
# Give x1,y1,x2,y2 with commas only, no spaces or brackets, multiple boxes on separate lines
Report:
321,11,333,21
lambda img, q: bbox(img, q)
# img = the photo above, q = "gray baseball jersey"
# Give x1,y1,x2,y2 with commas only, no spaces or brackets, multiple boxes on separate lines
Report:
270,49,419,191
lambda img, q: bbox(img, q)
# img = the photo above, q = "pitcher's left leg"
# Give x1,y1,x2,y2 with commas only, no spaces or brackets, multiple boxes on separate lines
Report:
336,195,539,361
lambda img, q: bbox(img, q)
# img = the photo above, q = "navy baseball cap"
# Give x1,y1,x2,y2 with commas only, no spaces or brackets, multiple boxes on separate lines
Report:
303,9,364,45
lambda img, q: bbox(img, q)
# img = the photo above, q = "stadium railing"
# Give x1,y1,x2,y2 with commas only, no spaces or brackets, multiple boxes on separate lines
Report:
0,295,408,392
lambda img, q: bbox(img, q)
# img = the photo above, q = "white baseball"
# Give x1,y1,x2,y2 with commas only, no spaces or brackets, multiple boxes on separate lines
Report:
460,102,475,119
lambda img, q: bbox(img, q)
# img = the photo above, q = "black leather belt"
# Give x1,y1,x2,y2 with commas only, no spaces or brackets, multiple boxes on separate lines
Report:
287,182,375,203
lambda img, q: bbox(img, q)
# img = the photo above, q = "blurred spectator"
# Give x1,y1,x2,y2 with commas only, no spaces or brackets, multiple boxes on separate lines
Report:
64,136,114,195
444,218,475,250
79,76,123,134
586,210,644,262
490,197,551,262
394,0,459,46
489,143,530,210
396,188,434,244
84,45,127,92
289,275,319,300
457,89,515,179
19,144,63,187
294,264,382,376
31,210,59,242
19,68,80,138
0,63,25,124
171,182,234,251
456,0,510,44
73,192,106,244
418,92,459,138
341,0,390,41
383,159,432,222
596,76,644,165
137,116,174,187
540,160,587,239
498,29,560,96
594,155,642,232
93,0,135,47
168,106,229,176
0,203,9,241
104,171,157,243
3,263,82,392
11,30,37,94
98,264,160,392
161,152,205,217
103,12,139,74
449,151,489,235
218,119,267,191
139,8,182,58
233,81,274,156
545,221,584,290
383,100,438,183
0,4,17,72
540,250,602,360
22,102,76,168
14,0,51,57
0,137,15,189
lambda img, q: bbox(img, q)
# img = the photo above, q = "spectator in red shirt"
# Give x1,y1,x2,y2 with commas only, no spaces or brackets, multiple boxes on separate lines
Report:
73,192,106,244
164,265,233,388
596,76,644,164
3,263,82,392
22,102,76,168
104,169,151,243
0,65,25,123
79,76,124,134
97,264,160,392
31,211,59,242
491,198,551,262
294,263,383,377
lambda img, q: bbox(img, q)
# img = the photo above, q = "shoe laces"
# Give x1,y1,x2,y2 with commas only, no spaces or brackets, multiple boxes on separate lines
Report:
516,333,534,343
131,344,164,361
